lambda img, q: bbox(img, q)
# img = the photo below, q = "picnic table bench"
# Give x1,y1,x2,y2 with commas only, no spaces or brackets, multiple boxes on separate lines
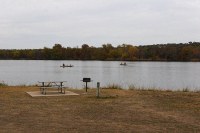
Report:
38,81,67,95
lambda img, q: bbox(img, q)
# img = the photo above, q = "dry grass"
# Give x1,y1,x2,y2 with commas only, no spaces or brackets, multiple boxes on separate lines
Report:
0,86,200,133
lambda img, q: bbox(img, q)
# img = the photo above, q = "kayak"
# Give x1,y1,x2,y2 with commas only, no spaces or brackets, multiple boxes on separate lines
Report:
60,65,74,67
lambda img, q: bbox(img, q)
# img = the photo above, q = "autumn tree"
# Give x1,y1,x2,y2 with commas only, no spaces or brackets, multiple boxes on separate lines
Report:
52,44,65,60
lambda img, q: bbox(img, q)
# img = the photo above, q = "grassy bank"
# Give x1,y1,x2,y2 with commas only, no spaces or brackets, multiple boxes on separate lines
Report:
0,86,200,132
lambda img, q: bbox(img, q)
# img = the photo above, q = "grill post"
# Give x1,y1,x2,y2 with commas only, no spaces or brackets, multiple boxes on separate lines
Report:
82,78,91,92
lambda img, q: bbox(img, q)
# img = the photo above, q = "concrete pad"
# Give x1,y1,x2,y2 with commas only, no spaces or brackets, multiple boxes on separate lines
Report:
27,91,79,97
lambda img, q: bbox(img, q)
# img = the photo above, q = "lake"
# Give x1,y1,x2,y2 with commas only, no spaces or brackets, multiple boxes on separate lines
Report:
0,60,200,91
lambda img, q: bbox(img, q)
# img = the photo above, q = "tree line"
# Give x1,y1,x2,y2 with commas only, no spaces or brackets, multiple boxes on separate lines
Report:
0,42,200,61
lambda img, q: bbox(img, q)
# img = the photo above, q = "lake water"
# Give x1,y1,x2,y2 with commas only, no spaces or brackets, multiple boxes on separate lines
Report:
0,60,200,91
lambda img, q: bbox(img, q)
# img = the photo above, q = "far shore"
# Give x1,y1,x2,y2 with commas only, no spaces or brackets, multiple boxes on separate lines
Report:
0,86,200,132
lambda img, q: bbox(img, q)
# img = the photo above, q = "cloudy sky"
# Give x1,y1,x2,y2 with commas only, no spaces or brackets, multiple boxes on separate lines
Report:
0,0,200,49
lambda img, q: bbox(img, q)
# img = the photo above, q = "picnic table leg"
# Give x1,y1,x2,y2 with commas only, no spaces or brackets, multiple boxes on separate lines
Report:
57,87,60,93
40,87,42,94
44,87,46,95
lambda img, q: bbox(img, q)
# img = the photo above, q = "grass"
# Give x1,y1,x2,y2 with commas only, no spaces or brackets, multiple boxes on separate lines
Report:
0,86,200,132
0,82,8,87
128,85,160,91
128,85,199,93
181,87,190,92
103,84,122,89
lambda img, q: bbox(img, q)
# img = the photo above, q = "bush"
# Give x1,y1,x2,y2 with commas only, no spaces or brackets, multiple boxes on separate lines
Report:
0,81,8,87
103,84,122,90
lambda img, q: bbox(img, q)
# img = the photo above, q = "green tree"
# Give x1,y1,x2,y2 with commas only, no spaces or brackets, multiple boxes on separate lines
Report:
52,44,65,60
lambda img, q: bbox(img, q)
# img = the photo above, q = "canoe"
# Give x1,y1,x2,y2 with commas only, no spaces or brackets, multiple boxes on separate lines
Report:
60,65,74,67
120,63,127,66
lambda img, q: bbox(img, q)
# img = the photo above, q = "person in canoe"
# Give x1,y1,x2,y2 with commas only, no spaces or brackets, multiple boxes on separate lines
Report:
120,62,127,65
61,63,74,67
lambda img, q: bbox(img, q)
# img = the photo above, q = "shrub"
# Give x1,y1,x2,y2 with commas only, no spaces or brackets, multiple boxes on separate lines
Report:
104,84,122,90
0,81,8,87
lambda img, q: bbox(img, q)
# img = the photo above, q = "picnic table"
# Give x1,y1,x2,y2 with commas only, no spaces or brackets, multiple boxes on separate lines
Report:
38,81,67,95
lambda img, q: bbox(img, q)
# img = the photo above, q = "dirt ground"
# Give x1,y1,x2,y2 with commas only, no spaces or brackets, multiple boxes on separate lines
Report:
0,86,200,133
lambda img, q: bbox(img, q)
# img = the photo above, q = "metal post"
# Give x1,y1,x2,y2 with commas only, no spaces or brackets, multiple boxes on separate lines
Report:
97,82,100,98
86,82,88,92
41,82,45,94
60,82,63,93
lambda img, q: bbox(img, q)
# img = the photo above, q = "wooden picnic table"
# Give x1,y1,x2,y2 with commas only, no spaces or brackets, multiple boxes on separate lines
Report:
38,81,67,95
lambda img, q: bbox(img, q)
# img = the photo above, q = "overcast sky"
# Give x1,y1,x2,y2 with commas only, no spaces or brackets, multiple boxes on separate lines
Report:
0,0,200,49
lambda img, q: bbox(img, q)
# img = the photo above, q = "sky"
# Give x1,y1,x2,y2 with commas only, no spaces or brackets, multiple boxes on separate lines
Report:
0,0,200,49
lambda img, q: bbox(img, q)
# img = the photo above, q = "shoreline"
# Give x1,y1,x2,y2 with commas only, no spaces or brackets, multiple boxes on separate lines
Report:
1,84,200,93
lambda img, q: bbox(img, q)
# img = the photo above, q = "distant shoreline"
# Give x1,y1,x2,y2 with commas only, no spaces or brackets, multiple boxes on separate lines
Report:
1,43,200,61
0,59,200,62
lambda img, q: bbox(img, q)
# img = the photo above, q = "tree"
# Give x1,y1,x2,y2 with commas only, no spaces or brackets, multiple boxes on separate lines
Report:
52,44,64,60
81,44,91,60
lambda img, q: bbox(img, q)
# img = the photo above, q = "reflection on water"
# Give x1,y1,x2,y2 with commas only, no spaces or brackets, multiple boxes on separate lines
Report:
0,60,200,90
